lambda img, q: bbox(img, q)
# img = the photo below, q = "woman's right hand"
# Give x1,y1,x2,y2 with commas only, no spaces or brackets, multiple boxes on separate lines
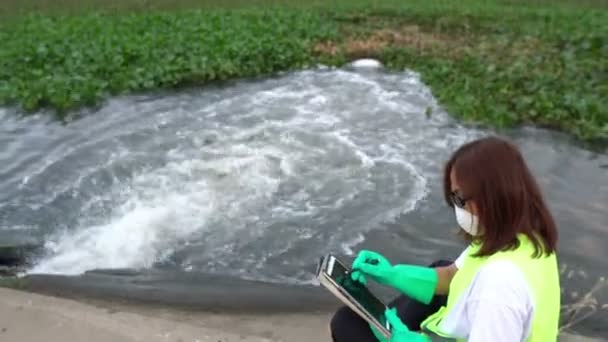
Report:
351,250,395,286
351,249,439,304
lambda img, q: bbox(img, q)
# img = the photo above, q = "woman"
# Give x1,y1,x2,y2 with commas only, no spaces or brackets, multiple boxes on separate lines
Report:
330,136,560,342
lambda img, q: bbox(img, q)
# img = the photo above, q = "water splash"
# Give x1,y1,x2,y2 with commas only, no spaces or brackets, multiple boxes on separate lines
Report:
3,65,480,278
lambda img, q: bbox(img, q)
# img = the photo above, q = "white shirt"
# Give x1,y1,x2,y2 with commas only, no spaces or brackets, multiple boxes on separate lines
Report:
437,249,535,341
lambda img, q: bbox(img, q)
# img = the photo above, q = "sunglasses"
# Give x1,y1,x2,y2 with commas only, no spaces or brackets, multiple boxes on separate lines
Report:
450,191,470,209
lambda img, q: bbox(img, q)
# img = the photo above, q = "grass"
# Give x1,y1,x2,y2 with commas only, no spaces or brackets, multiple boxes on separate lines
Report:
0,276,28,289
0,0,606,143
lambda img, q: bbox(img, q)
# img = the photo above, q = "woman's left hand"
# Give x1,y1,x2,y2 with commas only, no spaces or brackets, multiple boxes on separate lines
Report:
384,308,430,342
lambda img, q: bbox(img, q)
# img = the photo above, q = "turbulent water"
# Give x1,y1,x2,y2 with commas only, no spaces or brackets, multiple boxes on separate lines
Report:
1,63,607,334
3,65,472,280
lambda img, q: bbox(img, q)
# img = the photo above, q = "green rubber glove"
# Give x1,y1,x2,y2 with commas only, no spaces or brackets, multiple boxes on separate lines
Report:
351,250,438,304
370,308,431,342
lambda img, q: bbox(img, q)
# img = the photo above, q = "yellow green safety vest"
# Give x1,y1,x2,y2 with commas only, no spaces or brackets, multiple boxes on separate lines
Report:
420,234,560,341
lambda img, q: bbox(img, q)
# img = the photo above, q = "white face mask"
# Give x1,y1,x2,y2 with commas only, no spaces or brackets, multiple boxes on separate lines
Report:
455,206,479,236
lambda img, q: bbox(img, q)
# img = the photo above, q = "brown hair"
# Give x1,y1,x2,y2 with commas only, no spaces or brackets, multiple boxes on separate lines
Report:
443,136,558,258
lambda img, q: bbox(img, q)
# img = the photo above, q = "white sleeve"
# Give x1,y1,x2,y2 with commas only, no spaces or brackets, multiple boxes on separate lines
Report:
467,295,526,341
465,260,533,342
454,247,468,269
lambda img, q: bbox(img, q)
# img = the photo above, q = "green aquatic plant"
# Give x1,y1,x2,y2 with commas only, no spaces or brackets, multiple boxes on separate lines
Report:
0,0,606,143
0,9,338,113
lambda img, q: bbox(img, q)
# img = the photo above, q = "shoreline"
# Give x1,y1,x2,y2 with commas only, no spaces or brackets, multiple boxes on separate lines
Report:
1,286,606,342
1,272,607,342
0,287,333,342
15,271,341,313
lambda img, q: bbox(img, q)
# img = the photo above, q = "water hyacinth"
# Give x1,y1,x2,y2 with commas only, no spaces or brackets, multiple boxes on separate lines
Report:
0,0,606,143
0,9,338,113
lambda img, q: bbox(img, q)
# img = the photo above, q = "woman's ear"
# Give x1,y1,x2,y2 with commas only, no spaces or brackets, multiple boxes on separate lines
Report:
467,201,479,216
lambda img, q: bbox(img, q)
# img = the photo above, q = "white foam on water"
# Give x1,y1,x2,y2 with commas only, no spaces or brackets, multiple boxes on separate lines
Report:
350,59,383,69
15,66,483,279
341,233,366,255
30,162,216,274
329,130,376,168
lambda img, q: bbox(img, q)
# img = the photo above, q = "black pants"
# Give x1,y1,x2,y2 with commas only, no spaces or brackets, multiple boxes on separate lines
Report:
330,260,452,342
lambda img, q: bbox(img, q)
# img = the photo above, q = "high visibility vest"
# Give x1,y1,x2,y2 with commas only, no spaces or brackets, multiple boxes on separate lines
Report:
420,234,560,341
